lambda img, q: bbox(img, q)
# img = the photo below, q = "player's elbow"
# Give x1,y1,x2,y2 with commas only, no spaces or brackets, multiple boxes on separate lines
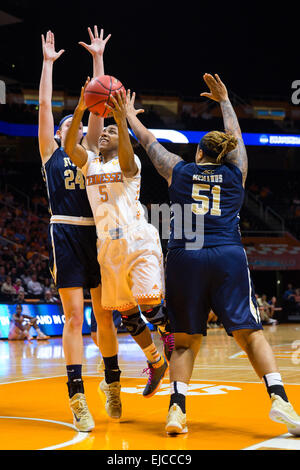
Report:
120,158,138,178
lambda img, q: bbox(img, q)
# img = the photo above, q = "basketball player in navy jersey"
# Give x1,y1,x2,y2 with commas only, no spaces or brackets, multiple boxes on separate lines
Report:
123,76,300,436
38,27,118,431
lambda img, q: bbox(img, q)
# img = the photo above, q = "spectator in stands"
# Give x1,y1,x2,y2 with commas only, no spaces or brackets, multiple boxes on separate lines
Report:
248,182,259,195
0,266,6,284
13,278,25,296
256,294,277,325
282,283,297,314
26,273,44,299
1,275,17,299
259,186,273,206
44,289,59,303
294,288,300,311
15,291,26,303
8,304,49,341
20,268,32,287
268,296,282,322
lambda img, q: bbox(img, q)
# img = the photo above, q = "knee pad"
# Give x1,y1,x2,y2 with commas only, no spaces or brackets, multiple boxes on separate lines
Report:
121,312,147,337
142,305,168,328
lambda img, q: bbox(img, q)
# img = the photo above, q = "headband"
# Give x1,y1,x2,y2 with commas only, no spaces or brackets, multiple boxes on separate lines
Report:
58,114,73,129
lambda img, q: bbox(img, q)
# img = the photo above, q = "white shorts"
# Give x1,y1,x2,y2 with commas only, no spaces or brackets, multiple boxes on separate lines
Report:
97,222,164,311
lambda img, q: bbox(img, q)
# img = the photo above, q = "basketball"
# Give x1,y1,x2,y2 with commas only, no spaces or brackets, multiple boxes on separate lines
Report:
84,75,125,117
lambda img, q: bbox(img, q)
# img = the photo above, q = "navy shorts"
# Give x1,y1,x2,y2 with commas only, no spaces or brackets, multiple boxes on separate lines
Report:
90,309,122,332
165,245,263,336
48,223,101,289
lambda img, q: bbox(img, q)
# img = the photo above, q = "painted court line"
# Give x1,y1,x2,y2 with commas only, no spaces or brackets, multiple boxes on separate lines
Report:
0,416,88,450
243,433,300,450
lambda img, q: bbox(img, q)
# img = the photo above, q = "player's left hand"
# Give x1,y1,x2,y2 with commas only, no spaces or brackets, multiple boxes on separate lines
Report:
79,26,111,57
200,73,228,103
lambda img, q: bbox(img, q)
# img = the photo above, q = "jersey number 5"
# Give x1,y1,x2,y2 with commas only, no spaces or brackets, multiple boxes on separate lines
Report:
99,184,108,202
191,184,221,216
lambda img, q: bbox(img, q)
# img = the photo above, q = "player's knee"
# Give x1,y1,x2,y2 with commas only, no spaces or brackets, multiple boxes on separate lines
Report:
175,333,202,350
98,310,115,330
65,309,83,331
141,305,168,327
121,312,147,337
232,328,262,350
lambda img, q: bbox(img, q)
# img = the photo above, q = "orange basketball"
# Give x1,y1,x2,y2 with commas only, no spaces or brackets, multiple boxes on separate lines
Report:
84,75,125,117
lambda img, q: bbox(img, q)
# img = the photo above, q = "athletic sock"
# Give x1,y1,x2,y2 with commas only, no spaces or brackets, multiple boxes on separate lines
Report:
103,355,121,384
142,343,161,364
66,364,84,398
263,372,288,402
169,381,188,414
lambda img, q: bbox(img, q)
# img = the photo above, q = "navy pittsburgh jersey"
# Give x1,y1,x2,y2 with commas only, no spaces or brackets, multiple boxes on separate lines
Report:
168,160,244,249
42,147,93,218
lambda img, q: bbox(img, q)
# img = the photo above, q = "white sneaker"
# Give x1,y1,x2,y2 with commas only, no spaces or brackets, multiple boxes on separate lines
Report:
165,404,188,434
69,393,95,432
269,393,300,436
99,379,122,419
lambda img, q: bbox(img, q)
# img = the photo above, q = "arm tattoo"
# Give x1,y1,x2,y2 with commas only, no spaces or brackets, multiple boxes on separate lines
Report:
220,100,248,186
147,141,182,184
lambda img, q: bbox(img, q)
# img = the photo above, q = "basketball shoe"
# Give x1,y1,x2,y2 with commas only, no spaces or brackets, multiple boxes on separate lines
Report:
69,393,95,432
36,332,50,340
143,356,168,398
165,404,188,434
269,393,300,435
99,379,122,419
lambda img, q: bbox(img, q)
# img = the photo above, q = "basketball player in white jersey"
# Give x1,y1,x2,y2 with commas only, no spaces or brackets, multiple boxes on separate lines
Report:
65,80,174,418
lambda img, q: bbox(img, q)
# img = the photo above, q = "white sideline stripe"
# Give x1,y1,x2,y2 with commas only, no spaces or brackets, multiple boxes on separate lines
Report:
0,416,88,450
243,433,300,450
1,374,300,386
0,375,66,385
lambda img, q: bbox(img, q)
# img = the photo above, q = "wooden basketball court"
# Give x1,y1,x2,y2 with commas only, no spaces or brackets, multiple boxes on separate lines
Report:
1,324,300,450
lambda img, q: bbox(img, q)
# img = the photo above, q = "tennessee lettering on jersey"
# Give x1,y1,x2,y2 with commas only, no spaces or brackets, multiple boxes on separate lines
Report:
82,151,145,234
86,172,123,186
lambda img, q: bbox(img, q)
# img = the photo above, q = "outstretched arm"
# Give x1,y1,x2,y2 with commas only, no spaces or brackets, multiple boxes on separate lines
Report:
38,30,65,163
79,26,111,153
124,91,182,185
105,91,138,177
64,80,89,168
201,73,248,186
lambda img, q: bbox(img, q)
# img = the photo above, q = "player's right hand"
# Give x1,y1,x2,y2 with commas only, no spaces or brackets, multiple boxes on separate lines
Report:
125,90,144,118
41,30,65,62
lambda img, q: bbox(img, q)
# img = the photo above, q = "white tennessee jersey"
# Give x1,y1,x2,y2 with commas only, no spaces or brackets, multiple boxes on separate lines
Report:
82,151,146,236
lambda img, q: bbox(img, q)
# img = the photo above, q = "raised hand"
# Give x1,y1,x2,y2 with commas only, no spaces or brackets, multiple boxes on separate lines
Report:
200,73,228,102
125,90,144,118
106,90,144,125
105,90,127,124
41,30,65,62
79,25,111,57
77,77,90,112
